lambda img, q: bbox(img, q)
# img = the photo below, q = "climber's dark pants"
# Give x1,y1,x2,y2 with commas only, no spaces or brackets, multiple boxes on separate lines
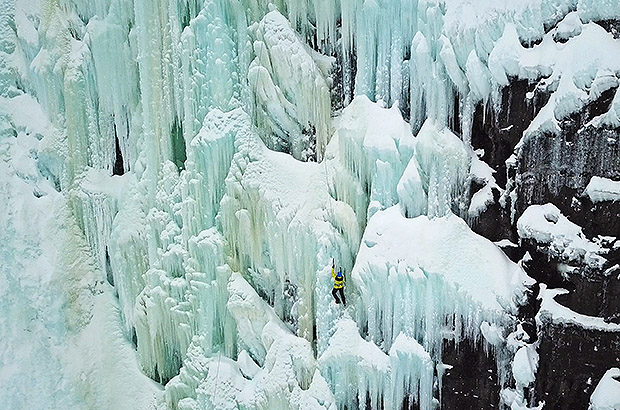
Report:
332,287,346,305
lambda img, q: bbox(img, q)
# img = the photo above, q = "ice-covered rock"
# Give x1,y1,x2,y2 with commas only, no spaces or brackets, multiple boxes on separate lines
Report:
512,345,538,387
585,176,620,203
537,284,620,331
517,203,607,268
468,154,500,218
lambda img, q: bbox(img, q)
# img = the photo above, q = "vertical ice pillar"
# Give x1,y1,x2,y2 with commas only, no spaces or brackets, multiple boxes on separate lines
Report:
133,0,178,179
186,230,236,357
32,7,116,184
87,7,139,173
388,334,434,410
351,0,418,110
413,119,470,217
108,184,150,337
335,96,415,219
181,108,238,240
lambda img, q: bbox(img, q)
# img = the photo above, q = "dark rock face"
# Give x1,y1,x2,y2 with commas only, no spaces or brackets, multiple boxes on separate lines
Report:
466,39,620,408
113,134,125,176
515,88,620,222
471,80,549,188
555,271,620,323
569,195,620,239
468,79,550,242
441,340,503,410
535,316,620,410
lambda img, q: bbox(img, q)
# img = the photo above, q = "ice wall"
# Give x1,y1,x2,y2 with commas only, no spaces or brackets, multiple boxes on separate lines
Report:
0,75,161,409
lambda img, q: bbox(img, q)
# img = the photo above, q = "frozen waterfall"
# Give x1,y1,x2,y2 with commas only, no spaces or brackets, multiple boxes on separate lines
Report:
2,0,620,409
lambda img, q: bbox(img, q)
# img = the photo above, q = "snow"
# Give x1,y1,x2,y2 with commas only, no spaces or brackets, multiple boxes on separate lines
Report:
554,11,583,41
237,350,261,379
517,203,607,268
585,176,620,203
0,94,49,137
538,284,620,331
590,368,620,410
469,155,500,217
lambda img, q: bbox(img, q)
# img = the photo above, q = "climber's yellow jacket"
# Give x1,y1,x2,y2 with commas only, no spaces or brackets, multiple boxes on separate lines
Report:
331,267,345,289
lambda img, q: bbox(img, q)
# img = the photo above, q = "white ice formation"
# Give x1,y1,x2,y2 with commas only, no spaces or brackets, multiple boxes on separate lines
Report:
2,0,620,409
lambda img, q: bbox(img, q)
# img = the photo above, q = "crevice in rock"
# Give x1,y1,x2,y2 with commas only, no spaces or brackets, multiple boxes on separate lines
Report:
113,124,125,176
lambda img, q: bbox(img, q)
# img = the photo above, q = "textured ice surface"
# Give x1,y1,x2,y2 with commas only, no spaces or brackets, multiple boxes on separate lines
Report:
249,10,332,161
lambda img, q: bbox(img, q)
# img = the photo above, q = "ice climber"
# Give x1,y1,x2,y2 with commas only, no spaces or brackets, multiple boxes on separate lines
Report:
331,261,346,306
